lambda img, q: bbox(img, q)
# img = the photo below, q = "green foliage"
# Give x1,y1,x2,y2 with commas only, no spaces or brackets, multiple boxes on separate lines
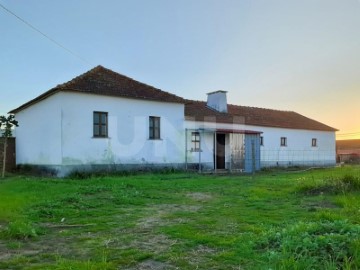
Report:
0,114,18,137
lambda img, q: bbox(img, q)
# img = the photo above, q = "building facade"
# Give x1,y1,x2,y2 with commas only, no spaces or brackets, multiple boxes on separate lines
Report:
10,66,337,176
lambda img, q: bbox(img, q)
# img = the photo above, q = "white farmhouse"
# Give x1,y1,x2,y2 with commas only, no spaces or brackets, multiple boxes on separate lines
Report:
10,66,337,176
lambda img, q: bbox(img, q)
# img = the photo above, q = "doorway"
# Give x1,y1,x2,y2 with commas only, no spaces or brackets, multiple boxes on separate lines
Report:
215,133,226,169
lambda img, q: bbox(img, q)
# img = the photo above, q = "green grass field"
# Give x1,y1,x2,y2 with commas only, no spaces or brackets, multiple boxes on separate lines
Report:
0,166,360,269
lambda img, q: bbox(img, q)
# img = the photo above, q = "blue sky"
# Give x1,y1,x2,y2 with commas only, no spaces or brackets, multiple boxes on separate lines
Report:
1,0,359,139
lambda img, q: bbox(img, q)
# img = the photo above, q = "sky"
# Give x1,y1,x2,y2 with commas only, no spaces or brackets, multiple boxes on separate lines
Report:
1,0,359,139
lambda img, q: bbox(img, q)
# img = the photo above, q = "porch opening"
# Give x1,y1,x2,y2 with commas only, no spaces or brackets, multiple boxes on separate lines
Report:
215,133,226,169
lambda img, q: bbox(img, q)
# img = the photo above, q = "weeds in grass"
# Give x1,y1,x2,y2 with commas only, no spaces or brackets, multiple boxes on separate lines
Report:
1,220,39,240
258,220,360,269
297,174,360,195
53,256,114,270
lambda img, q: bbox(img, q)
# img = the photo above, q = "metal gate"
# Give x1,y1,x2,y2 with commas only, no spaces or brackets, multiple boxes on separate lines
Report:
229,133,245,171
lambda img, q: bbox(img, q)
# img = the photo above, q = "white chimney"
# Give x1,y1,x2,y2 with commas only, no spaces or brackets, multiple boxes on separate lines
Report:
207,90,228,113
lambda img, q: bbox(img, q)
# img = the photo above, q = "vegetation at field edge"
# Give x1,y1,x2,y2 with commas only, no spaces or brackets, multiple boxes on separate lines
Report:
0,166,359,269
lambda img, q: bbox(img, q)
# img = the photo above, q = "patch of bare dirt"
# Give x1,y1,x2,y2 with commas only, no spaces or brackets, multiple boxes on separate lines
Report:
0,249,11,261
136,204,201,231
125,259,178,270
186,244,219,267
0,227,95,267
130,233,177,253
304,200,339,212
186,192,213,202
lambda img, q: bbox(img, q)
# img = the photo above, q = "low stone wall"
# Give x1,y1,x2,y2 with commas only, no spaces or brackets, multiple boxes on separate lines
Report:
0,137,16,172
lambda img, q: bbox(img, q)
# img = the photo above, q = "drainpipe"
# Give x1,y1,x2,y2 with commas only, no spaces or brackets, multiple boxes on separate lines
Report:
229,134,232,173
198,129,203,173
252,139,255,175
214,132,217,173
185,128,188,171
198,135,201,173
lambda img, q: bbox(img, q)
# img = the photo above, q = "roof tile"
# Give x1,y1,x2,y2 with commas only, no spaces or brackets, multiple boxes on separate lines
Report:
185,100,337,132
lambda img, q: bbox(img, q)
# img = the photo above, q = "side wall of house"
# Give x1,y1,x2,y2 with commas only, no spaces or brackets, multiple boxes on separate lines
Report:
185,120,336,168
256,126,336,167
15,93,62,167
59,92,185,174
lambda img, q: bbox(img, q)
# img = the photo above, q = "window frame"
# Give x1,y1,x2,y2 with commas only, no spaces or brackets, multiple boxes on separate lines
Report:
312,138,317,147
191,132,201,152
149,116,161,140
93,111,108,138
280,137,287,147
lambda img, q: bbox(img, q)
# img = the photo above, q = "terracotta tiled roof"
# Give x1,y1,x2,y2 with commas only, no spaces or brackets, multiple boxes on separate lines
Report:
9,65,338,132
185,100,337,132
10,65,184,113
336,139,360,150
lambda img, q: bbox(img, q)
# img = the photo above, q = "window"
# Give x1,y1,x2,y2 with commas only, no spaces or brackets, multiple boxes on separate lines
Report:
312,138,317,147
191,132,201,151
260,136,264,146
93,111,108,137
149,116,160,139
280,137,287,146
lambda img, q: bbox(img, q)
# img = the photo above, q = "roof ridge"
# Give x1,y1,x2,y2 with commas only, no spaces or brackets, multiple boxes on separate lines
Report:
185,98,294,113
56,65,183,101
10,65,184,113
228,103,294,113
54,65,104,90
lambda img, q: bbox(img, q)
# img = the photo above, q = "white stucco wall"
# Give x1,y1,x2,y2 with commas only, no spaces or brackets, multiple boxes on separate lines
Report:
254,126,336,166
15,92,185,172
60,92,185,166
185,120,336,167
15,92,63,165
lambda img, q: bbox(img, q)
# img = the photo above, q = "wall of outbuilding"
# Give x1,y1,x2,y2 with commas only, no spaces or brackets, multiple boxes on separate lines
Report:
255,126,336,167
185,120,336,169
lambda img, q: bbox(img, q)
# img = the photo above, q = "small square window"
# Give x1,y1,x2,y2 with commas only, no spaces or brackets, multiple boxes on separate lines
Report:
312,138,317,147
281,137,287,146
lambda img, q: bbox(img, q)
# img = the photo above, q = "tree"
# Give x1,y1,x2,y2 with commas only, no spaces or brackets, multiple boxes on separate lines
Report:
0,114,18,178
